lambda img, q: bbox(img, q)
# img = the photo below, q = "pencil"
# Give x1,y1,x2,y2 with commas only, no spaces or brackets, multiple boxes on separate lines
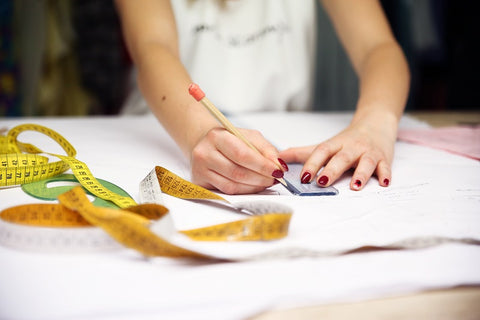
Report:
188,83,287,187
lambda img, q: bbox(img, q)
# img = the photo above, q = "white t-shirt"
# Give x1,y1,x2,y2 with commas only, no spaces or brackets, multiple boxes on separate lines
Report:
122,0,317,114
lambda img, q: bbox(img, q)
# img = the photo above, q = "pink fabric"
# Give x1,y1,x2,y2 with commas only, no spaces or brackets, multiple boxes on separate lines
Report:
397,126,480,160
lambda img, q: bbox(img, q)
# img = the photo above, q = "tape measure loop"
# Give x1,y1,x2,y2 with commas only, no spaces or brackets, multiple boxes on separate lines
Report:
57,187,205,258
1,124,76,187
1,123,137,209
6,123,77,157
1,123,294,260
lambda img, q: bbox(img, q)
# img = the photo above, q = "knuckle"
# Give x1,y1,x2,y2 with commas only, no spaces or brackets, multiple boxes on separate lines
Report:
361,154,377,168
191,146,208,162
335,151,353,165
314,143,332,155
355,139,370,150
220,182,239,195
248,129,263,139
204,128,216,140
229,166,247,181
205,127,223,142
231,145,249,160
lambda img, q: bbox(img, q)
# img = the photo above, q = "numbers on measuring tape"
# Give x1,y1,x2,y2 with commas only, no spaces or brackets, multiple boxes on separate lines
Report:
1,124,294,260
1,123,136,208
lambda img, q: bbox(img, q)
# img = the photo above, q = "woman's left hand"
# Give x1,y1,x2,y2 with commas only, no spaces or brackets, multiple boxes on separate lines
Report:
278,113,398,190
284,0,409,190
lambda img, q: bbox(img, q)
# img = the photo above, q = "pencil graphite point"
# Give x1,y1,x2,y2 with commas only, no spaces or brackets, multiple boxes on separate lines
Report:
188,83,205,101
277,177,288,188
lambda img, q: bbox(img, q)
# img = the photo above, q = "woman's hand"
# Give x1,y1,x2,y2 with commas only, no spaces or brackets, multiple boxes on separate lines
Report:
190,127,287,195
279,112,397,190
284,0,408,191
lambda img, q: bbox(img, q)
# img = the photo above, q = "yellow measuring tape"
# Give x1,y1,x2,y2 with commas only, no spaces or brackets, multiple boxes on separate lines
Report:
0,124,293,259
1,123,136,208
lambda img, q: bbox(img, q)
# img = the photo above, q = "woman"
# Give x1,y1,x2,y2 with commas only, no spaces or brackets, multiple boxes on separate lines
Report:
115,0,410,194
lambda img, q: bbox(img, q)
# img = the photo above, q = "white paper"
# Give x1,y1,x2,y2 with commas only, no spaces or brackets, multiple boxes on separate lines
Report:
1,113,479,320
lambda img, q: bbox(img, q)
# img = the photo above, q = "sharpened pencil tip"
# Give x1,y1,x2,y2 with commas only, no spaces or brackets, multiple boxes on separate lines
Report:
277,177,288,188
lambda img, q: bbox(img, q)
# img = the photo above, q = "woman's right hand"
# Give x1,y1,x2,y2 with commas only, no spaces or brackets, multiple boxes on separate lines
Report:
189,127,287,195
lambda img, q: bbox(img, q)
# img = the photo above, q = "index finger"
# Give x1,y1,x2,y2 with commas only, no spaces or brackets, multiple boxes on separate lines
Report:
216,130,285,180
243,129,289,172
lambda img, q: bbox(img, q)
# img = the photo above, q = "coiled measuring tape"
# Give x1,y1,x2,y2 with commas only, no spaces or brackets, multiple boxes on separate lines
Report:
1,123,136,208
0,124,293,259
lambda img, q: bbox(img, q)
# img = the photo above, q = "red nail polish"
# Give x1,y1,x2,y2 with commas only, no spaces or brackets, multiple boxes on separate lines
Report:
318,175,329,186
354,180,362,188
278,158,289,171
383,178,390,186
272,169,284,178
301,172,311,184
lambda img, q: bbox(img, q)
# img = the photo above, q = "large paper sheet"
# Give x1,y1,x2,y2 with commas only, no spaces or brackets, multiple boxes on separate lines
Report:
1,113,479,320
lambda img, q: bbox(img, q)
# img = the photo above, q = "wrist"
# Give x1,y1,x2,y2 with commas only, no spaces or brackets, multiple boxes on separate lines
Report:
351,106,400,141
183,105,220,159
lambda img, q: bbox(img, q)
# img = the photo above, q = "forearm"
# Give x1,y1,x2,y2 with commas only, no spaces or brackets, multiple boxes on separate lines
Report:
115,0,219,159
134,44,219,158
320,0,410,130
352,41,410,131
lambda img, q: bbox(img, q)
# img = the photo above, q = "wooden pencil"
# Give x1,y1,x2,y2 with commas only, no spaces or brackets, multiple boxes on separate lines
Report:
188,83,287,187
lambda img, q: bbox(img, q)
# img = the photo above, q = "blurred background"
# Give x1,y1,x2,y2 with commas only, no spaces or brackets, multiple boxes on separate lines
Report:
1,0,479,117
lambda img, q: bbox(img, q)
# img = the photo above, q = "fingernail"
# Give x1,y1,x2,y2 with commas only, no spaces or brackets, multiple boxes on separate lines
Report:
278,158,289,171
318,175,329,186
272,169,284,179
353,180,362,189
301,172,311,184
383,178,390,186
273,179,279,185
